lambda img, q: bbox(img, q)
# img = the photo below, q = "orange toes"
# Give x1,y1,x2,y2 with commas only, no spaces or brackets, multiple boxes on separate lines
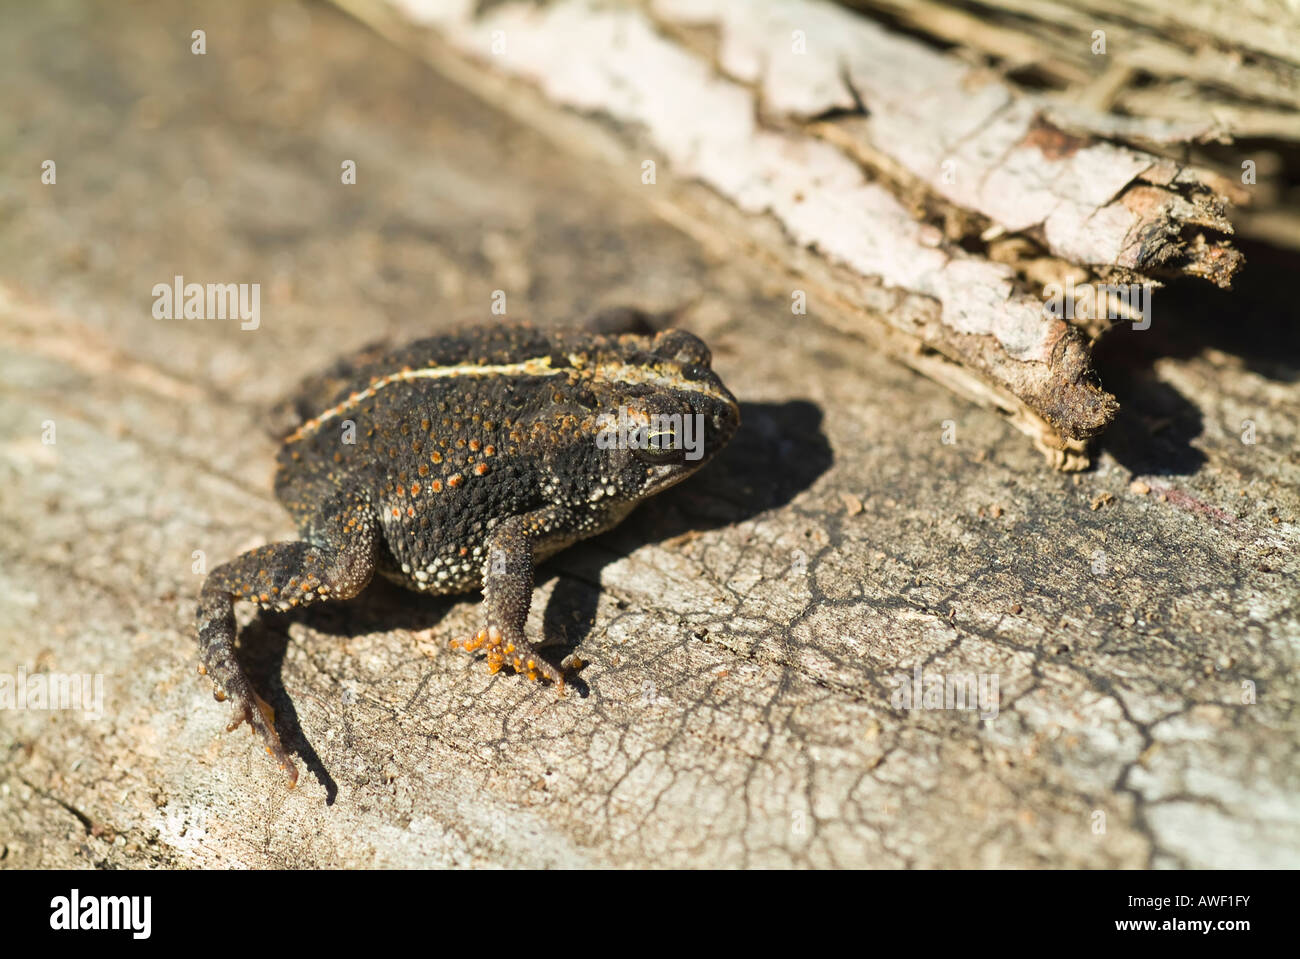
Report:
454,632,566,689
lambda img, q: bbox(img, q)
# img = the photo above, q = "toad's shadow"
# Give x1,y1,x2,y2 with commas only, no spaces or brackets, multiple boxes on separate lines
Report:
234,399,831,800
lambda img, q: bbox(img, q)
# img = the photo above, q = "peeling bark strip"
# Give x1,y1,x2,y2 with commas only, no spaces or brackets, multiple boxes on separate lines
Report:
374,0,1119,464
650,0,1242,288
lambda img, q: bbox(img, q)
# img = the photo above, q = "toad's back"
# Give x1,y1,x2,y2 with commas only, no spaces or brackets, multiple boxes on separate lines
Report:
269,324,739,594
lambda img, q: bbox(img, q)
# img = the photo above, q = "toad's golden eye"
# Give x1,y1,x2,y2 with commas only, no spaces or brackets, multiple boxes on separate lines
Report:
630,416,686,464
633,443,686,466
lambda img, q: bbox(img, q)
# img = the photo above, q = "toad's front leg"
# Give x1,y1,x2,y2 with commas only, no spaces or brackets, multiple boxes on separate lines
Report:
196,492,378,785
452,507,568,689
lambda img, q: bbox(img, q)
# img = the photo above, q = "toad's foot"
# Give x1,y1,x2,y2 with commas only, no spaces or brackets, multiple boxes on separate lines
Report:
451,626,566,692
217,679,299,787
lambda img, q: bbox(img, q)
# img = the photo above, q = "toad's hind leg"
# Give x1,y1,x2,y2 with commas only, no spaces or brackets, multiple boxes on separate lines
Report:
196,491,378,786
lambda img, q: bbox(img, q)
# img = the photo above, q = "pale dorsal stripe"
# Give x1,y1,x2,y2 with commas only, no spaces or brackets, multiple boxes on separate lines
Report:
284,352,732,444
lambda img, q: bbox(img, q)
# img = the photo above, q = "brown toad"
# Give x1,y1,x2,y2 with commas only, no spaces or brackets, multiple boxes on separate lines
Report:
196,322,739,784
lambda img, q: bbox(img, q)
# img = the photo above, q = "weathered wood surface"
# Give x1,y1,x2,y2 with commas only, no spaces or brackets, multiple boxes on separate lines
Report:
2,0,1298,869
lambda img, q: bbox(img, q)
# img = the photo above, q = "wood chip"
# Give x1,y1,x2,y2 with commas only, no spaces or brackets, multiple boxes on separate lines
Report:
1090,492,1116,510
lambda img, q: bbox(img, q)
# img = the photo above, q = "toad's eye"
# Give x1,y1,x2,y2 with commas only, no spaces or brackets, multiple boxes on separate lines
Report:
680,363,706,381
631,420,687,464
633,443,687,465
